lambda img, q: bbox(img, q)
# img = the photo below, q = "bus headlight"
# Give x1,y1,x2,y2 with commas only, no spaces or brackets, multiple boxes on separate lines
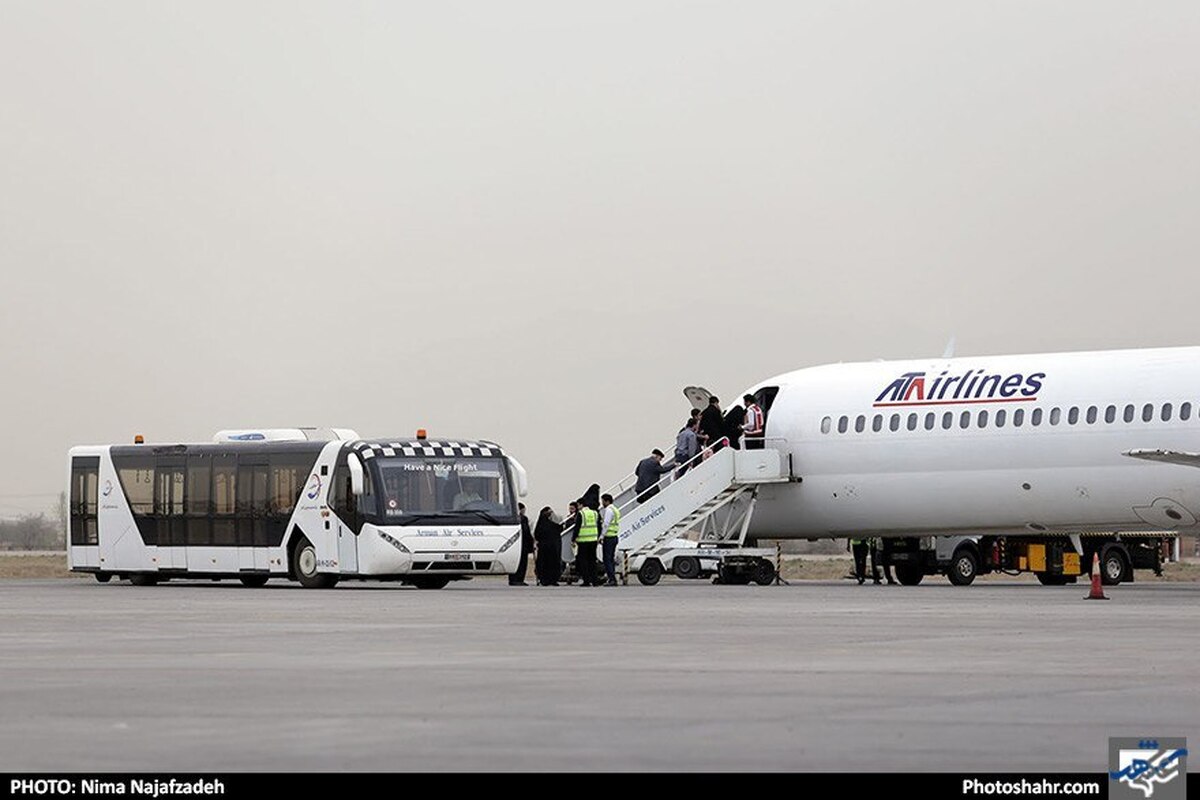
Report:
498,531,520,553
378,531,411,554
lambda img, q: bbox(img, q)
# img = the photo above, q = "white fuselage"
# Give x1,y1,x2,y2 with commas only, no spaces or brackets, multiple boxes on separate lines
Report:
745,346,1200,538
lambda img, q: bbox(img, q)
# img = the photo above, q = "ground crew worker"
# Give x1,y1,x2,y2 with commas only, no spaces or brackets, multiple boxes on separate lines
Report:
870,537,896,585
600,493,621,586
573,501,601,587
849,537,870,585
743,394,765,450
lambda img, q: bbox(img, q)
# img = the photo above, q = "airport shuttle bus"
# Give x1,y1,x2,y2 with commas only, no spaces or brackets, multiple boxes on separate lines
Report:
67,428,529,589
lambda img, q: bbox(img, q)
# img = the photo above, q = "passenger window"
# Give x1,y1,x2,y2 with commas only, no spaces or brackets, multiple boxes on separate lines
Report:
1142,403,1154,422
1049,407,1061,426
1124,404,1135,423
855,415,866,433
211,458,237,546
1181,402,1192,421
1031,408,1043,426
924,412,935,431
995,409,1007,428
942,412,953,430
1012,409,1024,427
907,413,918,431
186,457,211,546
1162,403,1173,422
331,464,360,532
1104,405,1116,424
117,460,155,518
889,414,901,432
821,416,831,434
837,416,848,434
872,414,883,433
959,411,970,429
1086,406,1097,425
270,457,315,528
1068,407,1079,425
977,410,989,428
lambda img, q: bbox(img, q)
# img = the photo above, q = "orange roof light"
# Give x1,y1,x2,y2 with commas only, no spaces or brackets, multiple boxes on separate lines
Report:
416,429,428,440
134,434,145,444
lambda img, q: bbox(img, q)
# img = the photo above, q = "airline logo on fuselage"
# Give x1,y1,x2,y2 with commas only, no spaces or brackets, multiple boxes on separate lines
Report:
874,370,1045,407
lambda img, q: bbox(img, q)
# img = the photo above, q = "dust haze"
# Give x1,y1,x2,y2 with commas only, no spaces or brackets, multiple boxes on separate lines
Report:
1,2,1198,517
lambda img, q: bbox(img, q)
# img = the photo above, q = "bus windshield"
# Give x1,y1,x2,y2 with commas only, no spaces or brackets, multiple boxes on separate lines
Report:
372,456,516,524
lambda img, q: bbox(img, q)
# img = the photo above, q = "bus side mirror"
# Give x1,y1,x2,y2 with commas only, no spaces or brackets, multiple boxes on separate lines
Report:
347,453,365,496
507,456,529,498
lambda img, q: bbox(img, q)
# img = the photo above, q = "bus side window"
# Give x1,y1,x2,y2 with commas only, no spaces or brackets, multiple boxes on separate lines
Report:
186,456,211,547
331,465,366,534
211,457,237,547
268,456,317,547
357,471,374,524
331,466,350,516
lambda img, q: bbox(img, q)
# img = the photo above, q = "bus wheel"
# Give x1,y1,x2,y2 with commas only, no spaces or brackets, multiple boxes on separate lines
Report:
128,573,159,587
292,537,336,589
1101,548,1128,586
673,556,700,580
637,559,663,586
239,575,269,588
94,572,112,584
410,576,450,590
751,559,776,586
894,563,924,586
947,548,978,586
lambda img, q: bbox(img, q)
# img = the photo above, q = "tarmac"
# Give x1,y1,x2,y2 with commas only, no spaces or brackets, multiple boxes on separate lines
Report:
0,577,1196,772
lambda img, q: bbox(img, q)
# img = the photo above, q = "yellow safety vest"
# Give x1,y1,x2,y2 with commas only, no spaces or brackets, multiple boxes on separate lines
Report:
577,508,600,543
604,506,621,538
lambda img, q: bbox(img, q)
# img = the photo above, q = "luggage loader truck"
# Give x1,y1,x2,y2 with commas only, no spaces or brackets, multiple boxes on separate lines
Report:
882,532,1176,586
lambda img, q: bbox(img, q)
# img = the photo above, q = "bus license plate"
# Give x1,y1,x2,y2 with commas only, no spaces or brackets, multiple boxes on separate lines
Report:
445,553,470,561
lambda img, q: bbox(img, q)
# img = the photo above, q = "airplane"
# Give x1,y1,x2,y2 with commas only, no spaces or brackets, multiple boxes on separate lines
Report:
666,345,1196,585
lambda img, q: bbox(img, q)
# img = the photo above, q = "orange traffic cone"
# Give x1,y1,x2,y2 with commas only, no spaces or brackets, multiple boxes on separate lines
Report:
1085,552,1108,600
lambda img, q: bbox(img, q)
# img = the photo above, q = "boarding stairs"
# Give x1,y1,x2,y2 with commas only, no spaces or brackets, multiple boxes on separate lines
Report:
566,438,795,583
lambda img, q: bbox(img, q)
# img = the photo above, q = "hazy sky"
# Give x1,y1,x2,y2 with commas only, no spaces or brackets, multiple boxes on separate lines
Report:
2,2,1198,517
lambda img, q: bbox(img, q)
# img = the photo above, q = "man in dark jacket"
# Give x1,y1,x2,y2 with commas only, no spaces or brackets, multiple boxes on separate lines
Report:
635,449,672,504
699,396,726,451
509,502,534,586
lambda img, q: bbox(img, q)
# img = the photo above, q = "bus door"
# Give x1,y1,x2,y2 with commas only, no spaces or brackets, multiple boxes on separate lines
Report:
331,464,359,573
236,462,269,572
69,457,101,569
154,459,187,570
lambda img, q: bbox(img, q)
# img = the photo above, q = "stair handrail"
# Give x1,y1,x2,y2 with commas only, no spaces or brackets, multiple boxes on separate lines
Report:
612,436,730,520
561,436,731,529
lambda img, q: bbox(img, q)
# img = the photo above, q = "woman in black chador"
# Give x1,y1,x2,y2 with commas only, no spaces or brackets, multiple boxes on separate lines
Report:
577,483,601,511
533,506,562,586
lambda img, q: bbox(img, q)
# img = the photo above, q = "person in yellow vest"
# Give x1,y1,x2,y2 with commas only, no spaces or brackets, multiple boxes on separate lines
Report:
571,501,602,587
600,493,621,586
